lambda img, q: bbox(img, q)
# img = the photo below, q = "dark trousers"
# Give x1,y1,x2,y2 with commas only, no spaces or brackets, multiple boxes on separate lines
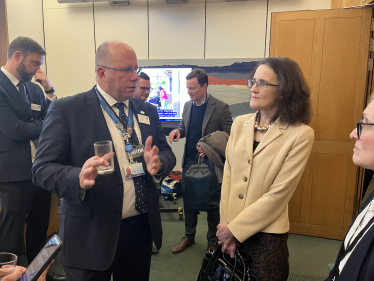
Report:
0,180,51,263
182,158,220,246
63,213,153,281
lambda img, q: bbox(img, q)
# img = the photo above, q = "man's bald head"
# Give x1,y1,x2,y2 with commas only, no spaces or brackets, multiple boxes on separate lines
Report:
95,40,136,72
95,40,139,102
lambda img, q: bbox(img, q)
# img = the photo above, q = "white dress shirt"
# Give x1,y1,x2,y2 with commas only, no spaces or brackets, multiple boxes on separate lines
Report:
338,198,374,274
96,84,143,219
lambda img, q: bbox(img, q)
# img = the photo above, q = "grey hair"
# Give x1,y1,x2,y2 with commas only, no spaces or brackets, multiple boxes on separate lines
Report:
368,93,374,105
95,41,111,71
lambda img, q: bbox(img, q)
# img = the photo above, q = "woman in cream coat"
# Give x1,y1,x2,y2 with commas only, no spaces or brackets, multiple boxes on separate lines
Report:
217,57,315,281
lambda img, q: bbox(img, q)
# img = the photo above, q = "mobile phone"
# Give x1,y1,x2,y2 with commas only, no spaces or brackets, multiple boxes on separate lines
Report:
18,234,63,281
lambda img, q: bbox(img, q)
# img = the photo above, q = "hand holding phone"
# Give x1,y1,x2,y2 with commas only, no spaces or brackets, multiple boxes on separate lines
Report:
18,235,62,281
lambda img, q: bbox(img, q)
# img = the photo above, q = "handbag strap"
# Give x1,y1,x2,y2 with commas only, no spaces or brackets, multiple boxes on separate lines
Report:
200,244,237,281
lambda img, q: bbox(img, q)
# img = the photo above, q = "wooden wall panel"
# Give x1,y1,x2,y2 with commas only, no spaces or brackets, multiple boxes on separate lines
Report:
316,17,362,141
278,19,315,85
346,0,364,6
0,0,7,66
331,0,345,8
310,153,350,228
289,181,302,223
331,0,364,8
271,8,371,239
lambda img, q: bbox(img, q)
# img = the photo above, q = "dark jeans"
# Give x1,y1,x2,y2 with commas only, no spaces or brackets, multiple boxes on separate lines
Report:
182,158,220,246
0,180,51,263
63,213,152,281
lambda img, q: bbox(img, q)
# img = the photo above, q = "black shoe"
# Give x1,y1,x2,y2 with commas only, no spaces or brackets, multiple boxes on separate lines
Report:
152,245,159,254
46,270,66,281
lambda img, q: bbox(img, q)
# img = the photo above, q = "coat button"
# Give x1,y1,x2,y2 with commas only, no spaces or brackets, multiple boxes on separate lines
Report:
239,194,244,199
243,177,248,182
118,184,123,188
248,159,251,164
117,211,121,216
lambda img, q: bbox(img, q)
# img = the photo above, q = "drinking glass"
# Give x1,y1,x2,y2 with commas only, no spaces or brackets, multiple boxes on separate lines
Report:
94,140,115,175
0,253,17,280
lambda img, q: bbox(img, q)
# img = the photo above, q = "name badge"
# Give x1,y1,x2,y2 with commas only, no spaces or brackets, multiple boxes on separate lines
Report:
131,144,144,159
138,114,150,125
125,162,145,178
31,103,41,111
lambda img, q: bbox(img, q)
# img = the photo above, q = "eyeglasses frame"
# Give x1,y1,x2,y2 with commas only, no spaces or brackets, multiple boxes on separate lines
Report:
357,120,374,139
248,79,279,90
97,65,140,75
138,86,153,92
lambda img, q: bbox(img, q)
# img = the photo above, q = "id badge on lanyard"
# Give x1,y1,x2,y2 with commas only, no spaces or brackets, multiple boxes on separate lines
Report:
95,88,146,178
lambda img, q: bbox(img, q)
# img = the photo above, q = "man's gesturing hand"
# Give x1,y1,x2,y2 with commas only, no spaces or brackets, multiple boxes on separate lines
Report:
168,129,180,144
79,152,114,189
144,136,161,176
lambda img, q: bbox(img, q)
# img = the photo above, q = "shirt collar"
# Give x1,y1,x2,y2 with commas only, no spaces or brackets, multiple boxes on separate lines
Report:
96,83,129,108
192,92,210,106
1,67,20,88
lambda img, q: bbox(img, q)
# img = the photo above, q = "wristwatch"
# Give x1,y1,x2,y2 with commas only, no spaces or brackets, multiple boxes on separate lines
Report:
45,87,55,94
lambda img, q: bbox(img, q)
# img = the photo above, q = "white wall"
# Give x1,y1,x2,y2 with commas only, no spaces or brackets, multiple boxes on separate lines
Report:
6,0,330,170
6,0,331,97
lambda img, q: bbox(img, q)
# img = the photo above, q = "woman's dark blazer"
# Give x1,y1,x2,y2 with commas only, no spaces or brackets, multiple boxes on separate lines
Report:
326,189,374,281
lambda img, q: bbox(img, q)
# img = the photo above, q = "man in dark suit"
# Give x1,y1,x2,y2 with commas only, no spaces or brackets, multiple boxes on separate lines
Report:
168,69,233,254
133,72,152,102
31,40,176,281
0,36,64,281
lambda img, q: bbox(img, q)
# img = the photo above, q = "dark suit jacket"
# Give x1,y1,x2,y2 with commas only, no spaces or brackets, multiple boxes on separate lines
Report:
31,87,176,271
326,189,374,281
0,70,50,182
178,94,232,166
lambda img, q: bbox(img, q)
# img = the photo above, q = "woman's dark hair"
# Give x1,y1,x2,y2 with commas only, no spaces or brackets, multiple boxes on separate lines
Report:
249,56,312,125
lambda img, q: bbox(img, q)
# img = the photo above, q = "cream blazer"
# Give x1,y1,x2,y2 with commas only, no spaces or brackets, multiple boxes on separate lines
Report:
220,113,314,243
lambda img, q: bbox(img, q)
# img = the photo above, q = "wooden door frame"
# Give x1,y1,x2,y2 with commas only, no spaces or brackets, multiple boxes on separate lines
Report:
0,0,7,67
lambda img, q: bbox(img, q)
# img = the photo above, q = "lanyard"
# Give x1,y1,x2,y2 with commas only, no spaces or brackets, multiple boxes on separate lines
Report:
95,87,134,141
95,87,136,162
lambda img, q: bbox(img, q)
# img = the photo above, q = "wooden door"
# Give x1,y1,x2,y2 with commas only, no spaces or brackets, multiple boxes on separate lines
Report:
270,7,372,239
331,0,364,8
0,0,7,66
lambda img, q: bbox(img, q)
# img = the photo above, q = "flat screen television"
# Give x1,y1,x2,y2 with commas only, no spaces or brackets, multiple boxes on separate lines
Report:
139,67,192,123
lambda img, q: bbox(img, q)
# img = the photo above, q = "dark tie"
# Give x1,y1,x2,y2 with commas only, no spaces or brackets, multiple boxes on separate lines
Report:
18,81,30,105
114,102,147,213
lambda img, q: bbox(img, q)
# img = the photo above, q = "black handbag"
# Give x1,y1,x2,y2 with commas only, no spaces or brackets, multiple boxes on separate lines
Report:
184,156,220,211
197,245,257,281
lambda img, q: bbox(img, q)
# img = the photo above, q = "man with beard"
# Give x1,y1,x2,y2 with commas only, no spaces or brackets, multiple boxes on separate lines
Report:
0,37,65,281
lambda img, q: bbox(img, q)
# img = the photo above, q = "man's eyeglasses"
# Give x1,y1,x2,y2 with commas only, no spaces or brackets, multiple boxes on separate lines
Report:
357,119,374,139
97,65,140,75
138,86,153,92
248,79,279,90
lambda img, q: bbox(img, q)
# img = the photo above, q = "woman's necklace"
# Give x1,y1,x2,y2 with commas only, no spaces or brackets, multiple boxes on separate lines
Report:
254,111,272,132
